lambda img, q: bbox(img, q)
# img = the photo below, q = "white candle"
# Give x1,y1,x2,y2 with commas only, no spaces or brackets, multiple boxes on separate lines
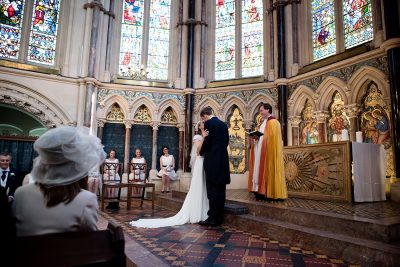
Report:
341,129,349,141
356,131,363,143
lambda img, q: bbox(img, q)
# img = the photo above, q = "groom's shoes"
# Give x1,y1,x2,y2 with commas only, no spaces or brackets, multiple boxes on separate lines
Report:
199,219,221,227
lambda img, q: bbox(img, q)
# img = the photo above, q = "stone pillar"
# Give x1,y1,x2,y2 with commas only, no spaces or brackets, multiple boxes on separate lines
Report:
177,123,185,173
315,111,329,143
83,0,102,127
344,104,361,142
149,122,160,179
244,119,253,168
123,121,132,176
184,89,195,172
275,0,288,145
288,116,301,146
97,119,105,140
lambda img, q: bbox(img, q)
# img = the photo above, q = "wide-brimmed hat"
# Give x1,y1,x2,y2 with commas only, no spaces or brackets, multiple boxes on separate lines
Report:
31,126,106,187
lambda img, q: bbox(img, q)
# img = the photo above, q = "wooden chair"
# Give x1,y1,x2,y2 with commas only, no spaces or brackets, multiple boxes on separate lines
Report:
101,162,128,211
128,162,155,209
15,222,126,267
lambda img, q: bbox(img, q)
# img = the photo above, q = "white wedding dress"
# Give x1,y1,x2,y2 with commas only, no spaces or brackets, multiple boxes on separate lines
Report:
129,135,209,228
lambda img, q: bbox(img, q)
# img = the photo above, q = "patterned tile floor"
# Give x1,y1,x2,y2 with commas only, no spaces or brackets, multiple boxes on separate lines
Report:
99,189,392,267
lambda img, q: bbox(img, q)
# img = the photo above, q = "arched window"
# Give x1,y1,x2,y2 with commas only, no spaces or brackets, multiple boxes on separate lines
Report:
214,0,264,80
0,0,62,66
312,0,373,61
118,0,171,81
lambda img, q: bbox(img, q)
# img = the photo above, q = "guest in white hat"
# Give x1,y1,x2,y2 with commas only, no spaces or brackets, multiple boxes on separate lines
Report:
12,126,106,237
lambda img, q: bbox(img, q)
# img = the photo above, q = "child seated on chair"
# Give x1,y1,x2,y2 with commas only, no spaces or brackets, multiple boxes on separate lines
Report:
129,148,146,196
88,165,101,197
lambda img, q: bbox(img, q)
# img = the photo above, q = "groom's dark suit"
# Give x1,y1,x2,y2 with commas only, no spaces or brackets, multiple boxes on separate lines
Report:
1,168,23,199
200,117,230,225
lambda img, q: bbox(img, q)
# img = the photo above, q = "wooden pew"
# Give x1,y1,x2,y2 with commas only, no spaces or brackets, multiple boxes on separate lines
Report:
15,222,126,267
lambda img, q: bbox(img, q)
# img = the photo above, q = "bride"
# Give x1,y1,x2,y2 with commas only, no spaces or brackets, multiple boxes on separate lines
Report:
129,121,209,228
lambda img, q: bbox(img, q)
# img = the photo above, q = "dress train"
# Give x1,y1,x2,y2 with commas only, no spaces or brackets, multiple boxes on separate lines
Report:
129,156,208,228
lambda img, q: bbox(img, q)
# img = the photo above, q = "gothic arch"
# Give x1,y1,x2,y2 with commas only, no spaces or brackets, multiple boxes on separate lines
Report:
129,97,157,121
0,79,73,128
157,99,184,124
248,93,276,119
288,85,317,116
194,97,220,118
348,66,390,104
97,94,129,120
221,95,246,121
315,76,349,110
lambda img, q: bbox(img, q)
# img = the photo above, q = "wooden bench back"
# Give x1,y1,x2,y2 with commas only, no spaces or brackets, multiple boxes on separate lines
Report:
15,222,126,267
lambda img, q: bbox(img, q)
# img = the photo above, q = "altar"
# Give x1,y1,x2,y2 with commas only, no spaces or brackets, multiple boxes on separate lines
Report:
283,141,387,203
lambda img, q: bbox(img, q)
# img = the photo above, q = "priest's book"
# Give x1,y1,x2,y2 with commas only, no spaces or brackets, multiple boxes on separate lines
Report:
246,130,264,137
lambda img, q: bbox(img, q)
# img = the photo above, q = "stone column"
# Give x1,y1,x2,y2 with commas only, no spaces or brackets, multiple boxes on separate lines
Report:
315,111,329,143
97,119,105,140
123,121,132,176
344,104,361,142
275,0,288,145
244,119,253,169
288,116,301,146
149,121,160,179
83,0,102,127
184,88,195,172
177,123,185,173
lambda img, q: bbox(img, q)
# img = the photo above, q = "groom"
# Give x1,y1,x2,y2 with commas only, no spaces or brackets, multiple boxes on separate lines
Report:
199,107,230,226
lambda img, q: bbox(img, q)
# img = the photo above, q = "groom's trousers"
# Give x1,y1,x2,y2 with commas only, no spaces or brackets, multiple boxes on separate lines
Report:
206,182,226,224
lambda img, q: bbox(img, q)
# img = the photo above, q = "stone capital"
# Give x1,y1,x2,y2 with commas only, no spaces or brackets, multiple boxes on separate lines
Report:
288,116,302,127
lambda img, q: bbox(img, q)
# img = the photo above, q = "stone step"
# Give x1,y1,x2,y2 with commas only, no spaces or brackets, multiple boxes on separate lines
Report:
226,213,400,267
169,190,400,243
153,192,400,267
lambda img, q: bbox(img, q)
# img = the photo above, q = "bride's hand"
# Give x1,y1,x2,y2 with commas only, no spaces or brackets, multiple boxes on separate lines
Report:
202,129,209,137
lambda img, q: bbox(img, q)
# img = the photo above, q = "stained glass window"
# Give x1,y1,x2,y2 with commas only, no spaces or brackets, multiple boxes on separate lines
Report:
119,0,145,77
0,0,26,59
241,0,263,77
119,0,171,81
215,0,236,80
147,0,170,80
28,0,62,65
343,0,373,49
312,0,336,61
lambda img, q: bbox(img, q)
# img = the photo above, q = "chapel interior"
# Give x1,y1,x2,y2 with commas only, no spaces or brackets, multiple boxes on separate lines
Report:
1,0,400,266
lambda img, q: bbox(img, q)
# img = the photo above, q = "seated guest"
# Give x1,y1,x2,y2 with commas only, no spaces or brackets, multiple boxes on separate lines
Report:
12,126,106,237
88,165,101,196
157,145,177,193
129,148,147,196
103,149,120,210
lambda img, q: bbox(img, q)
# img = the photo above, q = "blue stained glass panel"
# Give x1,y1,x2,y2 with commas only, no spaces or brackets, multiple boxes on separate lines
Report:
343,0,373,49
215,0,236,80
312,0,336,61
241,0,263,77
0,0,25,59
28,0,62,65
119,0,145,77
147,0,171,80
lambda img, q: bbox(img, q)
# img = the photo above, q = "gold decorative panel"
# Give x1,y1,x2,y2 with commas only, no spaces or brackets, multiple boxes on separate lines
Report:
106,103,124,121
360,83,394,177
133,105,152,123
161,107,177,124
327,92,350,142
299,100,318,144
284,141,352,202
227,107,246,174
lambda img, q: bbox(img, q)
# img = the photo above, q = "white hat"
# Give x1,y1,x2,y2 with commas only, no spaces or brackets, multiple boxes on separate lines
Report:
31,126,106,187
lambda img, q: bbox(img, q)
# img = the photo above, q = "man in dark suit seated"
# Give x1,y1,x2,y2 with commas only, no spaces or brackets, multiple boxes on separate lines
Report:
0,152,23,203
